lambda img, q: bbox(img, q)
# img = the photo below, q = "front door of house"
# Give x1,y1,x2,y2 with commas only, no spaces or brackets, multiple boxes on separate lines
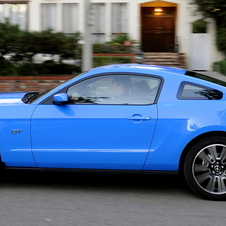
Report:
141,7,176,52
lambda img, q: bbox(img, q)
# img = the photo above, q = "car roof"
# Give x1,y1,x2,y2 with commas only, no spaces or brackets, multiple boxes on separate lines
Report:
86,64,226,89
87,64,187,75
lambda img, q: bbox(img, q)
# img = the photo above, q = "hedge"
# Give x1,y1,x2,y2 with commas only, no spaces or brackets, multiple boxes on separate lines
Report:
213,60,226,75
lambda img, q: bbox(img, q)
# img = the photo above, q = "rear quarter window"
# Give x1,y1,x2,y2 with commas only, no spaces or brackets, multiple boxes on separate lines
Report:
177,82,223,100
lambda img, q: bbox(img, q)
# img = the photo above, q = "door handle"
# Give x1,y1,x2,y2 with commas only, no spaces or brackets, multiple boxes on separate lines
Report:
127,116,151,121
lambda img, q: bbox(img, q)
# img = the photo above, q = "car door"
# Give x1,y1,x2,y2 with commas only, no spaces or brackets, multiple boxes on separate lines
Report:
31,74,161,170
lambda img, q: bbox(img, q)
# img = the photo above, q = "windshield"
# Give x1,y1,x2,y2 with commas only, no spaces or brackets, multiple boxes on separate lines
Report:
29,73,86,103
185,71,226,87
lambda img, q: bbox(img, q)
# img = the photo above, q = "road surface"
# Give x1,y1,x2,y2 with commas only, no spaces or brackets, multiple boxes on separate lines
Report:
0,170,225,226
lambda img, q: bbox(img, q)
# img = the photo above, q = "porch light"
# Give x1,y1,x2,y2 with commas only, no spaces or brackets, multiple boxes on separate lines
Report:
154,7,162,15
154,8,162,12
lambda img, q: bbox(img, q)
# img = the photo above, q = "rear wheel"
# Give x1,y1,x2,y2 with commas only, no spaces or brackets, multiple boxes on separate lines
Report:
184,136,226,200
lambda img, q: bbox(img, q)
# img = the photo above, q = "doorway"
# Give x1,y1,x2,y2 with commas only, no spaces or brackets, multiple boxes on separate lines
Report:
141,4,176,52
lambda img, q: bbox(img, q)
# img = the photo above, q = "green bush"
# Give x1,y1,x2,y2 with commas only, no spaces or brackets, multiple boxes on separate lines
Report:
93,43,133,54
93,34,134,54
0,22,81,60
191,1,226,58
1,56,130,75
0,60,81,76
213,60,226,75
0,22,136,75
106,34,131,44
93,56,131,67
0,21,81,76
0,58,16,76
216,26,226,58
192,19,207,33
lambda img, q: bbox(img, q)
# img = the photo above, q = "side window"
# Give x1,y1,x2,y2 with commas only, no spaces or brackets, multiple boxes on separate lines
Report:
67,74,161,105
177,82,223,100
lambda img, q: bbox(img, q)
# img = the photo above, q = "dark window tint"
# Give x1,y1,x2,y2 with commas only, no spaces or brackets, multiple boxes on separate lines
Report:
177,82,223,100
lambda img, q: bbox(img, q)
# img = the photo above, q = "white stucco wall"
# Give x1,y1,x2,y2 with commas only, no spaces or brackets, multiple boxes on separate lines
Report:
27,0,224,70
28,0,41,31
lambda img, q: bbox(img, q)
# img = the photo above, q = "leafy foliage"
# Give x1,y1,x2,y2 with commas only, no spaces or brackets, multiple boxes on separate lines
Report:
106,34,132,45
192,19,207,33
0,21,81,75
0,22,23,56
93,56,131,67
213,60,226,75
191,0,226,25
191,0,226,56
0,22,81,62
0,58,16,76
93,43,133,54
93,34,134,54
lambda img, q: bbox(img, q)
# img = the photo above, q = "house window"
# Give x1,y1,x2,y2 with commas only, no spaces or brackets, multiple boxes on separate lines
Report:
91,3,105,43
10,4,27,30
63,3,78,34
41,3,56,31
0,3,27,30
0,4,5,22
111,3,127,37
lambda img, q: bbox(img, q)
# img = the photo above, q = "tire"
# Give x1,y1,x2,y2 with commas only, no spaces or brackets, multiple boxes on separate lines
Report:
184,136,226,200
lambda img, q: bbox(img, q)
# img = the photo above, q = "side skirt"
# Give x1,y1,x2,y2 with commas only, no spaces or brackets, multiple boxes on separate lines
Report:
5,166,178,175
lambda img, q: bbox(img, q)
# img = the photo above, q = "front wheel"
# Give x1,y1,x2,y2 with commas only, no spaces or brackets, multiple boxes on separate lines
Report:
184,136,226,200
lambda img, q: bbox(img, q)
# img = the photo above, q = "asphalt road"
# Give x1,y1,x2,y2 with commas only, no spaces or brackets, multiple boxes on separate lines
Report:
0,170,226,226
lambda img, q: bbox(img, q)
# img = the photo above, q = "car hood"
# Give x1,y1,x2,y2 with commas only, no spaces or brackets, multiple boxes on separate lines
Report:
0,92,28,104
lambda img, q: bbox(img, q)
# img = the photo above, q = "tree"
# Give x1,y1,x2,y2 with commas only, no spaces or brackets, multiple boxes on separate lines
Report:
191,0,226,56
192,1,226,24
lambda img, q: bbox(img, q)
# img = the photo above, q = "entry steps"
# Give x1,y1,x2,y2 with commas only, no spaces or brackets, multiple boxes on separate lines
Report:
143,52,186,68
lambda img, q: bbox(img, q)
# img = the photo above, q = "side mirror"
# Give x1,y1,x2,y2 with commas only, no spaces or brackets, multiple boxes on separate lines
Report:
53,93,69,104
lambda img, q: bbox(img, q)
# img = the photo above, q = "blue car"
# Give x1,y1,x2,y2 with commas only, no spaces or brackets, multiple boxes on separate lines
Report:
1,64,226,200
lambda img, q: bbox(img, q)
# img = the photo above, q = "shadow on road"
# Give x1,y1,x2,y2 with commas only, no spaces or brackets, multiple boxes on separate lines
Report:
1,169,191,195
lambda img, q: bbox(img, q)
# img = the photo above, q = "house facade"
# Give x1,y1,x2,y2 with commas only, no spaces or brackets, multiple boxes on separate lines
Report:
0,0,224,70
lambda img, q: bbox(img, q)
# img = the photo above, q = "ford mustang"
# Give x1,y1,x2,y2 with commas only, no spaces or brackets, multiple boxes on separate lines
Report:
1,64,226,200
